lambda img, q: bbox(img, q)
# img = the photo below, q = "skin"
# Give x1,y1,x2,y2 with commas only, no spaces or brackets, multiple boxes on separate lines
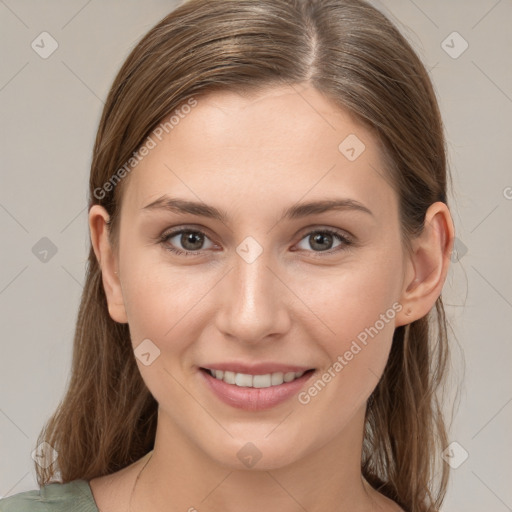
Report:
88,83,454,512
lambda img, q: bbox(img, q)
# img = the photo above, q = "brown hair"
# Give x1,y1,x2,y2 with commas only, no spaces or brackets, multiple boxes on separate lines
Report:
36,1,454,510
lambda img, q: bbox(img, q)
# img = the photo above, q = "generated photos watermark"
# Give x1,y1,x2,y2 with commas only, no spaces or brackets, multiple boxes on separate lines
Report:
93,97,198,200
298,301,403,405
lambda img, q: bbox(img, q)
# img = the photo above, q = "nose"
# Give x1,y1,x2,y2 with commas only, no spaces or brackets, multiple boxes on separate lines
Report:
214,247,292,344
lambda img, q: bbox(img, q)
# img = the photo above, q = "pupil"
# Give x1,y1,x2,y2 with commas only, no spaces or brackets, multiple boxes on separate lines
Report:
311,233,332,251
183,232,203,250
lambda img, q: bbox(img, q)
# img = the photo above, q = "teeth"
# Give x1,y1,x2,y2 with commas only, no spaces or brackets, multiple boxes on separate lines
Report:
235,373,253,387
207,369,306,388
284,372,296,382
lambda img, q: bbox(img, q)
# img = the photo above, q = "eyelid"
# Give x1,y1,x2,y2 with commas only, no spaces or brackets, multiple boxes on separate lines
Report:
159,224,217,242
295,224,355,243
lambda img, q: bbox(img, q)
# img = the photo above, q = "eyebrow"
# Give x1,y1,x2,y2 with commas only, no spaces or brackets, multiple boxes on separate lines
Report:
141,195,374,221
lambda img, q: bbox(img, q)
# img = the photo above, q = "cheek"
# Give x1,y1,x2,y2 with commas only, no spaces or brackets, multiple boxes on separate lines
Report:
119,259,217,407
305,248,403,377
296,264,401,423
312,252,401,331
120,251,219,353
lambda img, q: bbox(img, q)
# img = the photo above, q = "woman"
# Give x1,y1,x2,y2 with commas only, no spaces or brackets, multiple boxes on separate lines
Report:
0,0,455,511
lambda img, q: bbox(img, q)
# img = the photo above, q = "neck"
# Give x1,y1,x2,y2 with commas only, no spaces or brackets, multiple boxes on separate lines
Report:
131,405,380,512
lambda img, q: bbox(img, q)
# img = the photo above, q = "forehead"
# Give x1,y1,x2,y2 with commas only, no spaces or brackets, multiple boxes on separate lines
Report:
121,84,397,221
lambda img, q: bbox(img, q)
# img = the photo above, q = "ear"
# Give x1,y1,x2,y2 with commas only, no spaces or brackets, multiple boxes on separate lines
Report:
395,201,455,327
89,204,128,324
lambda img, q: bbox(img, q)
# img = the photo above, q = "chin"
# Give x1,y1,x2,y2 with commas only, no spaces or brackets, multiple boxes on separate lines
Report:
201,435,309,472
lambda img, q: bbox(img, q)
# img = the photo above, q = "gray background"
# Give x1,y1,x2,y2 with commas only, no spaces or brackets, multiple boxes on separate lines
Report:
1,1,511,510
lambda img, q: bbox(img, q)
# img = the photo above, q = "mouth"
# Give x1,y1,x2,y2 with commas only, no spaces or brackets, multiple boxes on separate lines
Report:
200,367,314,388
198,366,316,411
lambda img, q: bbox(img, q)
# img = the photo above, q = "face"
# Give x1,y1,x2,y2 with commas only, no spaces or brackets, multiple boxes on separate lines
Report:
103,84,413,469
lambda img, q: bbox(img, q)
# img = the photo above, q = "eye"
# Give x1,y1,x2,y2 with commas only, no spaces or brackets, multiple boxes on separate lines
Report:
294,228,353,254
158,227,353,257
159,229,215,256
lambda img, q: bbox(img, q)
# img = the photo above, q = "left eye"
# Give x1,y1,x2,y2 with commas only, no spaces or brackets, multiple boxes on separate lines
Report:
295,229,351,253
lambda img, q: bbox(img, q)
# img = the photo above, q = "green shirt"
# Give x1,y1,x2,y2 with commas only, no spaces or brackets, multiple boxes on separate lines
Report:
0,480,98,512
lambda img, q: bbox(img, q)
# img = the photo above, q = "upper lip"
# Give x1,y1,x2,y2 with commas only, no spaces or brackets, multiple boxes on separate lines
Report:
200,362,314,375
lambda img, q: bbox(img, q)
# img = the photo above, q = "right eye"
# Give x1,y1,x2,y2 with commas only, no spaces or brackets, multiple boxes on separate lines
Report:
159,228,216,256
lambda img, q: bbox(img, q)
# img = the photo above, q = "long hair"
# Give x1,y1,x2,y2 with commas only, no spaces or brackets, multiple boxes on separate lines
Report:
36,1,454,510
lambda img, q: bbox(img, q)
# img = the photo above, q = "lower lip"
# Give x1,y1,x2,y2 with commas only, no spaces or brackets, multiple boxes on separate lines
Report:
199,368,315,411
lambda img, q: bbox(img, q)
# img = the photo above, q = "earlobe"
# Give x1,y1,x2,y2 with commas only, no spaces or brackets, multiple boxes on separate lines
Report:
88,205,128,324
395,202,455,327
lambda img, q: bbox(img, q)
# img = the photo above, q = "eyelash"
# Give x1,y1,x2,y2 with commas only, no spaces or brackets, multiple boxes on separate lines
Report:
157,227,354,258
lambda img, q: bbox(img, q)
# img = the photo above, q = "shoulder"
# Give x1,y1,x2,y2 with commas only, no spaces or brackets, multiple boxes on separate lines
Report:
0,480,97,512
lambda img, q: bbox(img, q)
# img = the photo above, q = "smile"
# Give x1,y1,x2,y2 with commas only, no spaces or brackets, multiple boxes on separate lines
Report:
199,367,316,411
204,368,308,388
